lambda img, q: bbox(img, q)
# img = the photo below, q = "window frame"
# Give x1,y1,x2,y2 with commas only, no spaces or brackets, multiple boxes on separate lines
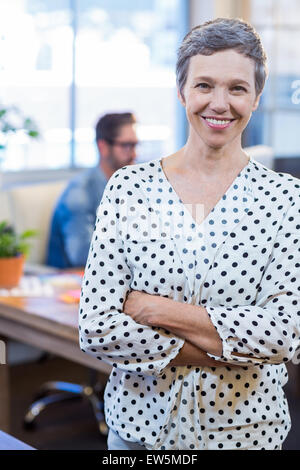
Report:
0,0,190,182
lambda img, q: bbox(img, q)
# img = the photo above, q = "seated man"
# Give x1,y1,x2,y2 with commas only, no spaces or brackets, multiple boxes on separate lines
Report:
46,112,138,268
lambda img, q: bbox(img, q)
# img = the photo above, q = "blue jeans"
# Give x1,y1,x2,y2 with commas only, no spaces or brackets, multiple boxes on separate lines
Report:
107,428,146,450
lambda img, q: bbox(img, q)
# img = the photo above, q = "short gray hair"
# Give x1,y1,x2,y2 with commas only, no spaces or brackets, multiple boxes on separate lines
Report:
176,17,267,98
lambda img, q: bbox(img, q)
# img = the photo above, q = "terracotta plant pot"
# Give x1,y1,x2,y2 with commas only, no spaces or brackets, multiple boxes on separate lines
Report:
0,255,25,289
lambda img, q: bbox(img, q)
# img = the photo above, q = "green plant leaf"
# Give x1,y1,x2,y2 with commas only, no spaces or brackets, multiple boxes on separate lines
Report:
0,221,38,257
27,130,39,138
20,229,38,239
0,104,40,140
16,242,30,256
0,221,7,232
0,221,11,233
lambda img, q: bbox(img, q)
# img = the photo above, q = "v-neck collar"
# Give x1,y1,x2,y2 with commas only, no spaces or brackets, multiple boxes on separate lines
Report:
157,157,253,230
152,157,255,299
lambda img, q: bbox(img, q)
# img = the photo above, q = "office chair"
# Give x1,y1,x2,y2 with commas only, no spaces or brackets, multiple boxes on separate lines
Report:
23,368,108,435
7,182,108,436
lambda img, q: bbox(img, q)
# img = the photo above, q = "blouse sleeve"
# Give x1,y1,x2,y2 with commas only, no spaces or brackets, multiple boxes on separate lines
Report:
78,177,184,377
206,191,300,366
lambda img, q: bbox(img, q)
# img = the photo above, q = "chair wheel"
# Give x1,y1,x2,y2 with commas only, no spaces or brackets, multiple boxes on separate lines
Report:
99,421,108,436
23,418,37,430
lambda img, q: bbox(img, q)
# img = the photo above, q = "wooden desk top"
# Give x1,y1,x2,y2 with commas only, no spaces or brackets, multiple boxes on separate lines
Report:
0,276,111,436
0,293,112,374
0,295,79,342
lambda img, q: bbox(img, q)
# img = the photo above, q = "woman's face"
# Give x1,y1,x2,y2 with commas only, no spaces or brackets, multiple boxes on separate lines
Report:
179,49,261,150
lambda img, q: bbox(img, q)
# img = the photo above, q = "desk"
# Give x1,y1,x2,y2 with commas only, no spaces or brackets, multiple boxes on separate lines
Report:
0,295,111,433
0,430,35,450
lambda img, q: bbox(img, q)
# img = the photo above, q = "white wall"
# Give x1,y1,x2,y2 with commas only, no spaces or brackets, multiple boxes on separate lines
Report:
189,0,215,28
189,0,251,28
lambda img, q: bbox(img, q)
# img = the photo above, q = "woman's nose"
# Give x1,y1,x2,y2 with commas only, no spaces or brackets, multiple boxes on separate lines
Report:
209,89,230,113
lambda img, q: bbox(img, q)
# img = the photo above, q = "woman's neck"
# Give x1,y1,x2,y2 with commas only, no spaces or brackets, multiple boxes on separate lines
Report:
170,134,249,179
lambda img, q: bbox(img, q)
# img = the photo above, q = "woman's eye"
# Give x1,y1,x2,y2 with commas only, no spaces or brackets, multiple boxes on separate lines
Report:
232,86,247,92
196,83,210,89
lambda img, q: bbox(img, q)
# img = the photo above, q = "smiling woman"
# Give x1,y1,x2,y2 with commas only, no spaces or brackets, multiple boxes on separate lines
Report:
177,49,261,152
79,17,300,451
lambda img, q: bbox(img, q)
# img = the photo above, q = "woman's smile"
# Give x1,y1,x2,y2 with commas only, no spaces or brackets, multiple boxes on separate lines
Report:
201,115,236,130
180,49,260,149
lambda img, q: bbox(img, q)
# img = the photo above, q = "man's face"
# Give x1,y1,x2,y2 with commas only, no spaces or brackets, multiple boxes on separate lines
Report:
104,123,138,171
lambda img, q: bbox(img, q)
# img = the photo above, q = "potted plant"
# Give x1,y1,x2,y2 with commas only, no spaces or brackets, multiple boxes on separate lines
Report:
0,104,39,147
0,221,37,289
0,104,39,170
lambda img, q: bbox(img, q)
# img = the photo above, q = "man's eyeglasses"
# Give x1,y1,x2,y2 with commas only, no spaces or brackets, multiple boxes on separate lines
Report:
105,139,139,151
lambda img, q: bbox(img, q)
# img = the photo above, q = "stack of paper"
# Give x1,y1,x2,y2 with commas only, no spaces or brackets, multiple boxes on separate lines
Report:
0,276,55,297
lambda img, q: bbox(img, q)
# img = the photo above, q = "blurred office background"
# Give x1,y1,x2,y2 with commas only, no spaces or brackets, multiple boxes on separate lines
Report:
1,0,300,179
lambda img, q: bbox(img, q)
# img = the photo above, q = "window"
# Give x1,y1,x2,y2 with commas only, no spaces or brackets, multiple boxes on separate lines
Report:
0,0,188,171
0,0,72,170
244,0,300,164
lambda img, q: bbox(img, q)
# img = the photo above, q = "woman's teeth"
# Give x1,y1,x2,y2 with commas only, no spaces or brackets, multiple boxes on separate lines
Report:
205,118,232,125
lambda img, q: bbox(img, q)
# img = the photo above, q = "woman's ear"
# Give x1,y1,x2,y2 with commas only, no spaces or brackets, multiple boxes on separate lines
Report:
252,93,261,111
177,87,186,107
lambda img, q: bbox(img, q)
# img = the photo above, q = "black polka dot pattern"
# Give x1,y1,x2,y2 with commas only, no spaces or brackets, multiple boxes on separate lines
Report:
79,158,300,450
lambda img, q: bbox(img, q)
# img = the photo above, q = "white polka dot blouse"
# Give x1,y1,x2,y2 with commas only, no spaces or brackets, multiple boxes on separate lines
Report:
79,157,300,450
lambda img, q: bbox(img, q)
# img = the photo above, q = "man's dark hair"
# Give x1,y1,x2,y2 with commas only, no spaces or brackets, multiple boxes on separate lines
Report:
95,112,136,142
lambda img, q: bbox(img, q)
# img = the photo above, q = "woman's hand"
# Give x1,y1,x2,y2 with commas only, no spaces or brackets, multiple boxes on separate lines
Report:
123,290,169,327
124,289,224,358
124,290,236,369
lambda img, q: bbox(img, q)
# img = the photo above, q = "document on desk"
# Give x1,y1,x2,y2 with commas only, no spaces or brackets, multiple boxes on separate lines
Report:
0,276,55,297
0,272,83,298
